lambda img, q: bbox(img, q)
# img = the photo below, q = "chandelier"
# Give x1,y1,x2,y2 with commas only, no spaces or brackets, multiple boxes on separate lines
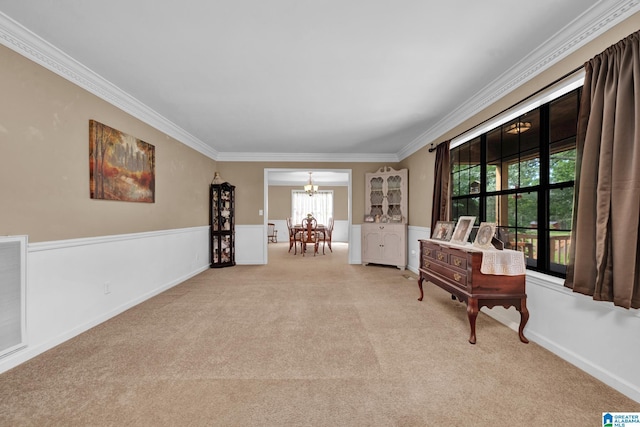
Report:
304,172,318,196
506,121,532,134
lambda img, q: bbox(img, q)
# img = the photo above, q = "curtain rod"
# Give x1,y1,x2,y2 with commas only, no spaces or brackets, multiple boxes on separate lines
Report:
428,64,585,153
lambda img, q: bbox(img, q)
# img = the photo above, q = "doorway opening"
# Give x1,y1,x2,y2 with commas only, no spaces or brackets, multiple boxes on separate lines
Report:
263,168,352,264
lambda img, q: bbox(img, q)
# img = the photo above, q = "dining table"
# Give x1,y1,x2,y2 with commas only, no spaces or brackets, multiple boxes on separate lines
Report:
293,223,327,255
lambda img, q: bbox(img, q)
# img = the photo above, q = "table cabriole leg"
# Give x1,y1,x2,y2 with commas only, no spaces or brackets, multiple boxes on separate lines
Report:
518,297,530,343
467,298,479,344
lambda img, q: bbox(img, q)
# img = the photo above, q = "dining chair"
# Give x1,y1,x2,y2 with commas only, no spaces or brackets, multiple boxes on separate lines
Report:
286,217,299,254
323,217,334,252
267,223,278,243
299,217,319,256
314,218,332,255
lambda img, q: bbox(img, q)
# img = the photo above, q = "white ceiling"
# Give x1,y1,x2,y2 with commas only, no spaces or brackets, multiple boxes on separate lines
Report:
0,1,638,164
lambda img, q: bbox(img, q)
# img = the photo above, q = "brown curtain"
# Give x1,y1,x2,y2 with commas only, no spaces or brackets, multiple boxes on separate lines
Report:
430,141,451,233
565,30,640,309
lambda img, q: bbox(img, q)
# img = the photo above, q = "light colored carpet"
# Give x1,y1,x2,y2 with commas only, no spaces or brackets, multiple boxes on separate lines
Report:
0,242,638,426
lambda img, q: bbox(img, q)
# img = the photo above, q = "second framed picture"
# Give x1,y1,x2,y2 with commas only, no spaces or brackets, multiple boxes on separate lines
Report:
450,216,476,244
431,221,455,241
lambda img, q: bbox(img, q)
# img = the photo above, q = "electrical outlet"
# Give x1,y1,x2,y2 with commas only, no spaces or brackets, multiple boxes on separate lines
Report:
104,281,111,294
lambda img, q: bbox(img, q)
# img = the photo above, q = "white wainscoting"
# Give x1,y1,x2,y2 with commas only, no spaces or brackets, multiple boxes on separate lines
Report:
0,226,210,374
235,225,266,265
0,236,27,359
487,272,640,403
4,223,638,402
350,225,361,265
407,225,431,274
406,224,640,402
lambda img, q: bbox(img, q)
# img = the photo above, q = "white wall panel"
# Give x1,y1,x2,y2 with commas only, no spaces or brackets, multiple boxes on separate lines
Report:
487,272,640,403
407,226,431,274
350,225,361,265
0,236,27,358
0,226,209,374
235,225,266,265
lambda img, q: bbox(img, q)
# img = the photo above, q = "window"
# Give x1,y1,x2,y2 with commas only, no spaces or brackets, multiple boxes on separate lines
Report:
450,88,580,277
291,190,333,225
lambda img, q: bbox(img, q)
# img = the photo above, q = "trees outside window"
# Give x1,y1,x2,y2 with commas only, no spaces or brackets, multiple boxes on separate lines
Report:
450,89,579,277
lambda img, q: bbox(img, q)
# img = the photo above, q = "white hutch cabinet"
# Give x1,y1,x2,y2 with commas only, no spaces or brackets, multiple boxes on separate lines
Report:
361,166,408,270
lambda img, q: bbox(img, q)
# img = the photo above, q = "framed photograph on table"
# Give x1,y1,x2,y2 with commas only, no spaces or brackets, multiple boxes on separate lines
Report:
450,216,476,244
431,221,455,241
473,222,497,248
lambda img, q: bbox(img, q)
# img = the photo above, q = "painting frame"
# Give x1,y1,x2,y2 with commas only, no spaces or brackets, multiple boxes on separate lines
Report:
450,216,476,244
431,221,455,241
89,120,155,203
473,222,497,249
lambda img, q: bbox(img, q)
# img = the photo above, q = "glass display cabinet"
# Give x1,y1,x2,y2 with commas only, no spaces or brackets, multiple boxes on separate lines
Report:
362,166,408,270
210,182,235,268
365,166,408,223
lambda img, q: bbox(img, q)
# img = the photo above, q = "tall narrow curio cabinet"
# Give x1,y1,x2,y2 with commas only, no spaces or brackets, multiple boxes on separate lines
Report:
210,182,235,268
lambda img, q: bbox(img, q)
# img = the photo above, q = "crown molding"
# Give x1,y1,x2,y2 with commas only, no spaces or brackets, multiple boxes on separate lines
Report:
215,151,400,163
0,12,219,160
397,0,640,160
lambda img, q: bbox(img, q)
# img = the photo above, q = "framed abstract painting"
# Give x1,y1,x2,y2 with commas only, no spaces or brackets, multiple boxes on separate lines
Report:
89,120,155,203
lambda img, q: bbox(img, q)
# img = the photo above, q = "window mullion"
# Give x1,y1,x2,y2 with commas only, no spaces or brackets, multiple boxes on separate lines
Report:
538,104,550,272
479,134,487,222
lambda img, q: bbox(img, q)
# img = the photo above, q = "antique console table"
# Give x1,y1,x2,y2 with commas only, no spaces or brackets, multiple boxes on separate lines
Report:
418,239,529,344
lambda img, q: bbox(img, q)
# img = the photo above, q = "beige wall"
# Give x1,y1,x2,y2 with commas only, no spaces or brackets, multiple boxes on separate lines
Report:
216,162,401,225
268,186,349,221
0,45,217,242
400,11,640,228
399,144,433,227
